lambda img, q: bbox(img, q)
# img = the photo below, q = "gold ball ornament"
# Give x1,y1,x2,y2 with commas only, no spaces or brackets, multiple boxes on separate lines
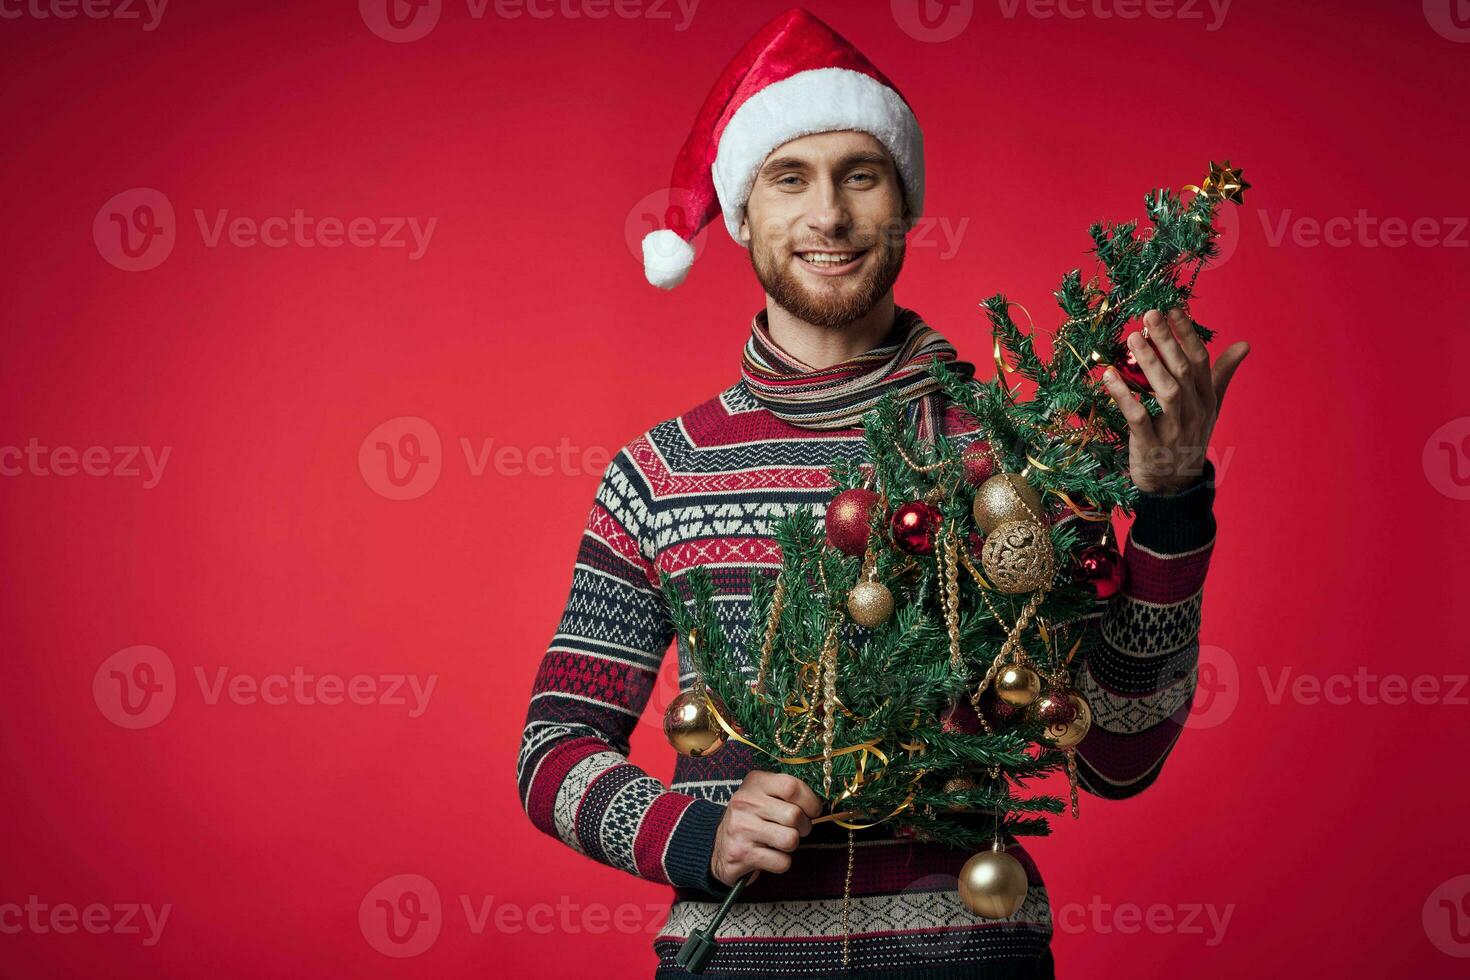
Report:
943,773,976,811
846,580,895,627
958,842,1030,919
663,688,730,758
1034,693,1093,749
979,520,1055,594
995,665,1042,706
972,473,1044,534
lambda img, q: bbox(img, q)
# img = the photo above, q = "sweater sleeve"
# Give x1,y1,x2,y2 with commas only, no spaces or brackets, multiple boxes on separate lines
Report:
1071,458,1218,800
515,447,728,895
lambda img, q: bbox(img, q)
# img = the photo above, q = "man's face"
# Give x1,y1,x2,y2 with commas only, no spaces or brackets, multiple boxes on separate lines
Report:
739,130,908,329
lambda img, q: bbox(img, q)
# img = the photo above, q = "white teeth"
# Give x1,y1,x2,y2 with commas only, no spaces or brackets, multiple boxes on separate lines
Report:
800,252,860,265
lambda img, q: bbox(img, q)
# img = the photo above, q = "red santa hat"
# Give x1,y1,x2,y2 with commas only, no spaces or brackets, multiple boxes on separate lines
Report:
641,7,925,289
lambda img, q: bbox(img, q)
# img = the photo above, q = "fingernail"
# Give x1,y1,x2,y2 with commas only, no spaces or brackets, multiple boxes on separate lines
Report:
1103,368,1117,382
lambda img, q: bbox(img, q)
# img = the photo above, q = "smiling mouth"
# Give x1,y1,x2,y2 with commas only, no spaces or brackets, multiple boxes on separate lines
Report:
795,249,870,275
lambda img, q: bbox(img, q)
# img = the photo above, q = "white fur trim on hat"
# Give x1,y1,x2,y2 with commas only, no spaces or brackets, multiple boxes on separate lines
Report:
641,229,696,289
711,67,924,245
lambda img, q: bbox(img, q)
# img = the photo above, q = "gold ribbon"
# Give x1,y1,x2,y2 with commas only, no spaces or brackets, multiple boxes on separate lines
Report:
703,692,926,830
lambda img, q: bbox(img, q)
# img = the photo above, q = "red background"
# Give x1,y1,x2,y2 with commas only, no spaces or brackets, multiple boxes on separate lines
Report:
3,1,1468,976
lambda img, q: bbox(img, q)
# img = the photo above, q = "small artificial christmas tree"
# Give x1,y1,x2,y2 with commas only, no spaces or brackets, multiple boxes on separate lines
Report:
664,161,1248,973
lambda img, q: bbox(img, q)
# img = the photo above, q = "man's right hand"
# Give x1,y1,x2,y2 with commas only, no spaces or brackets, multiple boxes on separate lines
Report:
710,771,824,887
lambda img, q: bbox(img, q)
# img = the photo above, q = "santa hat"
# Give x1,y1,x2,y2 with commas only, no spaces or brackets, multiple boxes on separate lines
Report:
641,7,925,289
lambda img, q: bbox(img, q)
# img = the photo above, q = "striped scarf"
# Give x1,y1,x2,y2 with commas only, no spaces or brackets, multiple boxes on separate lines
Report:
740,305,975,436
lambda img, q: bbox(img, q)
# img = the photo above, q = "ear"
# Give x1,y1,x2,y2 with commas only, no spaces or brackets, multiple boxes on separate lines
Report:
738,211,751,246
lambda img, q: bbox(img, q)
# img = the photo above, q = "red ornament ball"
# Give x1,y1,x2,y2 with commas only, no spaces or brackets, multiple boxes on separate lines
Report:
1104,327,1153,393
939,697,984,735
890,500,941,555
961,443,996,487
1035,689,1078,725
825,488,883,556
979,689,1024,728
1075,542,1125,600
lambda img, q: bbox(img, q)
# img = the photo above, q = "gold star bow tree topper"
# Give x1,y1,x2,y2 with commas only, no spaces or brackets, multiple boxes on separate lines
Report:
1200,159,1250,205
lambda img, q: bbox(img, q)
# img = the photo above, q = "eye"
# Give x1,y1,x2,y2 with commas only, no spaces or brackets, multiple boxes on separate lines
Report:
776,174,804,186
848,171,876,184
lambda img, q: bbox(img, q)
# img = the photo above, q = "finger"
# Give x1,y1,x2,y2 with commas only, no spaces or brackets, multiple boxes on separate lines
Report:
1211,341,1251,409
1101,367,1159,445
743,843,794,875
1167,307,1213,404
763,772,824,820
1147,309,1199,408
750,819,803,854
750,797,810,834
1127,319,1183,410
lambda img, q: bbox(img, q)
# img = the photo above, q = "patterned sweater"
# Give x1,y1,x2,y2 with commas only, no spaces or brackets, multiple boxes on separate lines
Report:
517,377,1217,978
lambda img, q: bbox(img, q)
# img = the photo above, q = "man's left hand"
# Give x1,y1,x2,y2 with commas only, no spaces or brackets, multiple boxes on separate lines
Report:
1100,307,1249,495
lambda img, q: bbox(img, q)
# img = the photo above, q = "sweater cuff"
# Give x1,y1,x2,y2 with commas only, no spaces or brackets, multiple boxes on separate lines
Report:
665,797,728,897
1130,458,1217,554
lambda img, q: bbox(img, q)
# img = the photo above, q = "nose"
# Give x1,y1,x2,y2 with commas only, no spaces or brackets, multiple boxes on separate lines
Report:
805,178,852,241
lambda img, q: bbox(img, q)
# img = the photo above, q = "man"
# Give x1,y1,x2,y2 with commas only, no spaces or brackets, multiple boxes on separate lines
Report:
517,9,1247,978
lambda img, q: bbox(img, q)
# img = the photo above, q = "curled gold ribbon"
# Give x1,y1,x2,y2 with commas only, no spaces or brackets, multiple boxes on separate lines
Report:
704,691,927,830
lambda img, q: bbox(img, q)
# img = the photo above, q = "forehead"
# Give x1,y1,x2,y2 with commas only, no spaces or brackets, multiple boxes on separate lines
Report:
759,130,894,169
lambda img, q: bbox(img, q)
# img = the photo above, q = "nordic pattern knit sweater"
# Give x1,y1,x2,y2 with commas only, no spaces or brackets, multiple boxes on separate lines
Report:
516,379,1217,978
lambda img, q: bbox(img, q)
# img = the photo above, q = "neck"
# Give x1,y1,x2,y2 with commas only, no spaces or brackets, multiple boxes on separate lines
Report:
763,293,897,369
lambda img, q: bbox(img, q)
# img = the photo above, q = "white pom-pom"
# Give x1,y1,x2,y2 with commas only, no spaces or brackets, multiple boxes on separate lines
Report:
642,229,695,289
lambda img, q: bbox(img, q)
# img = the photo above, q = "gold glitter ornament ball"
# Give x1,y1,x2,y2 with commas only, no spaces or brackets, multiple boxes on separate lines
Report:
996,665,1042,706
972,473,1044,533
846,580,895,627
664,689,729,758
980,520,1055,594
943,773,976,811
1034,692,1092,749
958,844,1030,919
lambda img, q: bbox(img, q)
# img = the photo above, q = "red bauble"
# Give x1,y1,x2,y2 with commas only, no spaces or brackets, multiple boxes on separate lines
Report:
1035,688,1078,725
961,443,996,487
826,488,883,556
890,500,941,555
1075,542,1125,600
967,530,985,556
979,688,1024,728
1107,327,1153,393
939,697,983,735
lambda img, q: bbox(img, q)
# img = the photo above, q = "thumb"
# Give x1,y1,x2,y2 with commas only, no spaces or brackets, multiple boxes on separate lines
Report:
1213,341,1250,409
